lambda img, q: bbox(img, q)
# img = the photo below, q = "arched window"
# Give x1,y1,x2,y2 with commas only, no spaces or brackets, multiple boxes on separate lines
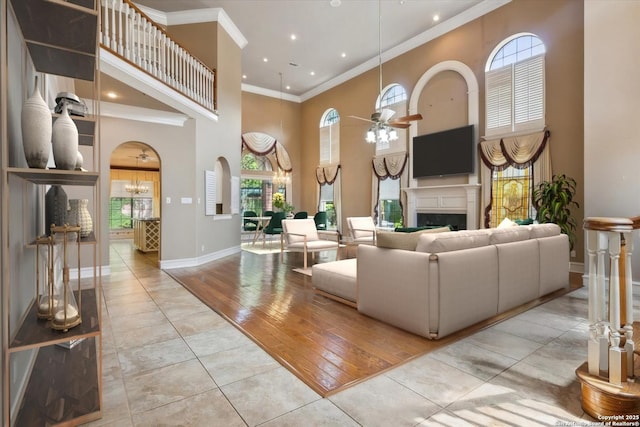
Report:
483,34,547,227
319,108,340,165
376,84,407,153
485,33,545,137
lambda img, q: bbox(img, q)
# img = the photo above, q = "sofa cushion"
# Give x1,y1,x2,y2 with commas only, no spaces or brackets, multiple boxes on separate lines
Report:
527,223,561,238
489,227,531,245
376,226,451,251
415,231,490,253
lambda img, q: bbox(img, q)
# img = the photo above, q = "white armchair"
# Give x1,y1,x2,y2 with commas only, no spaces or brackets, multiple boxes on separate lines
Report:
347,216,376,245
281,219,340,269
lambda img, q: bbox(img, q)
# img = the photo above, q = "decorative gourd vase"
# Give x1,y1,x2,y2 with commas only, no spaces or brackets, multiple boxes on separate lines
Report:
67,199,93,238
52,103,78,170
21,76,52,169
45,185,68,236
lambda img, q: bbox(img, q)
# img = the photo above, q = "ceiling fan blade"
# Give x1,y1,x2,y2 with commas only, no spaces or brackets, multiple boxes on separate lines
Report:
348,115,375,124
392,113,423,123
388,122,411,129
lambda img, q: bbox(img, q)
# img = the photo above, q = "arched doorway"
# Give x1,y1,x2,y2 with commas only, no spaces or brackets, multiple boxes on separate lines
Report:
109,141,161,260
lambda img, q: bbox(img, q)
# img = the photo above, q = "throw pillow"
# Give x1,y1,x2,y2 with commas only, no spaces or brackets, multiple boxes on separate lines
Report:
497,217,517,228
376,226,451,251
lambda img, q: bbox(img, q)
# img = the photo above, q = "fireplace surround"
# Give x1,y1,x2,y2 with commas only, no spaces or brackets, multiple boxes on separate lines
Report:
404,184,481,230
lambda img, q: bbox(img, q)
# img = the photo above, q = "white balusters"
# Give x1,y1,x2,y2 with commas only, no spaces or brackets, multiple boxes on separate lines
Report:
100,0,216,112
584,217,636,386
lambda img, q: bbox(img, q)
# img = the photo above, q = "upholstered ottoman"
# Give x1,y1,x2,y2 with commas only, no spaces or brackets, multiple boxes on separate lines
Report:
312,258,357,307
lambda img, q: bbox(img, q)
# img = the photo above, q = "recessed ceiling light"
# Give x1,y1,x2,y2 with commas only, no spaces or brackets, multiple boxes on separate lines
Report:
310,71,315,76
290,34,297,41
263,57,268,62
341,52,346,58
433,14,440,22
330,0,341,7
106,91,117,99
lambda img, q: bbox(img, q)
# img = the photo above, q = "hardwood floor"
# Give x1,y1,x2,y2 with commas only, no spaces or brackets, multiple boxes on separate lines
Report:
167,250,581,397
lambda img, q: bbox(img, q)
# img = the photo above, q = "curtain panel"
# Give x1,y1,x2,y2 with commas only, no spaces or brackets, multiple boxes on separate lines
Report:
371,152,409,225
479,130,551,227
242,131,292,172
315,164,342,234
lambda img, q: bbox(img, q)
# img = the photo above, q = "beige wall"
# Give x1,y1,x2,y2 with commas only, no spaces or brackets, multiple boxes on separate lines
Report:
584,0,640,276
241,92,302,210
243,0,585,260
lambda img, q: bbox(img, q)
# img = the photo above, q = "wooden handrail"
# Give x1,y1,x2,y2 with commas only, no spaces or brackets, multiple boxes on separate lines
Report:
100,0,217,112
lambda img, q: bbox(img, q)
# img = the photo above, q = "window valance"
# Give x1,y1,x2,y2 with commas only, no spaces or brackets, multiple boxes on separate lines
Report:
372,152,408,179
242,131,292,172
479,129,552,228
479,130,549,171
316,164,340,185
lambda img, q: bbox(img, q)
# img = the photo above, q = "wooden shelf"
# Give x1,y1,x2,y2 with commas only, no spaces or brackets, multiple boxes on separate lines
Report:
8,167,98,186
13,337,101,426
9,289,100,352
9,0,97,80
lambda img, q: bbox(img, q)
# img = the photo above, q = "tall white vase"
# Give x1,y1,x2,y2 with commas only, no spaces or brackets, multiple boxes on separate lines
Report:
21,76,52,169
52,103,79,170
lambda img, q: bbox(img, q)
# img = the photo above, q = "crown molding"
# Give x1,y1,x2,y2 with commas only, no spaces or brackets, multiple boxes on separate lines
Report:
242,84,302,104
133,4,248,49
300,0,511,101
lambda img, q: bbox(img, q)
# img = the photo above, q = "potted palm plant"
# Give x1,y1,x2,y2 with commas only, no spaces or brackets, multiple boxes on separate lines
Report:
532,174,579,250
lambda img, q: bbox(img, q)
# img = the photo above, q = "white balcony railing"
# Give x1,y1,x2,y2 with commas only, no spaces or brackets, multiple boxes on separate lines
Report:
100,0,216,112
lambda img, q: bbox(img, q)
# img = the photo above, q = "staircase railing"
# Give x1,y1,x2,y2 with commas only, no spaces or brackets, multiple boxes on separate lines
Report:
100,0,217,113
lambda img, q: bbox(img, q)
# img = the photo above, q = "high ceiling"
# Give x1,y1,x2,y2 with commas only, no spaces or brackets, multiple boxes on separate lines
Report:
132,0,503,99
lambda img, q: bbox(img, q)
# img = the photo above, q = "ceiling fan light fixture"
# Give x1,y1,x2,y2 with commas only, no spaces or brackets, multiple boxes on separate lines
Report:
366,128,377,144
389,128,398,141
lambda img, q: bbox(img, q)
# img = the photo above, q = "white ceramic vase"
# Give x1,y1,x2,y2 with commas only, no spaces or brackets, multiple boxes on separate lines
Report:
67,199,93,238
21,76,52,169
52,103,78,170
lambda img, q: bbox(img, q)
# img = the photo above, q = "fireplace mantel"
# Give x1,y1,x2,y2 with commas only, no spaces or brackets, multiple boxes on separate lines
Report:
403,184,481,230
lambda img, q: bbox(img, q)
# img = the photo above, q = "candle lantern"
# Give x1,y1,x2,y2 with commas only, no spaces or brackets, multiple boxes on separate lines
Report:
50,224,82,331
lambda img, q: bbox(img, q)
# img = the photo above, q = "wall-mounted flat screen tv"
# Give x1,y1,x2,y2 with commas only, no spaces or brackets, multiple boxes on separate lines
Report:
412,124,475,178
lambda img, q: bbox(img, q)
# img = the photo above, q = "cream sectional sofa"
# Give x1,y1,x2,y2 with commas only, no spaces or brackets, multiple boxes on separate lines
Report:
356,223,569,340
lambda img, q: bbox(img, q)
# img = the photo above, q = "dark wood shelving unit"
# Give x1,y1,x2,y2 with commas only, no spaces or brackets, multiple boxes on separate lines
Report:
9,0,97,80
13,337,101,427
9,289,100,352
7,167,99,186
3,0,102,425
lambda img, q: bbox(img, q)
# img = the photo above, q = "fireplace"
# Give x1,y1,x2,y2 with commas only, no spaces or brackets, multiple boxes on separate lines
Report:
403,184,482,230
417,213,467,230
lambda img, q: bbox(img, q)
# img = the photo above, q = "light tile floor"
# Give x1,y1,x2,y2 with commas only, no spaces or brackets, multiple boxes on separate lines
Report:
83,241,635,426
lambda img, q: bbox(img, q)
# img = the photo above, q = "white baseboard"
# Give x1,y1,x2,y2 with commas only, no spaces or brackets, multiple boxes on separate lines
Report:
160,245,241,270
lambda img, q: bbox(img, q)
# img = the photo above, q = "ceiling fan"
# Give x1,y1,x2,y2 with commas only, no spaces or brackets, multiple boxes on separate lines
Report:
129,148,157,163
349,0,422,141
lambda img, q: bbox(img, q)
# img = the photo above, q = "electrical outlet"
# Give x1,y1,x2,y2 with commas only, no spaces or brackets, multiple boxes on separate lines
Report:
570,250,576,258
201,245,205,252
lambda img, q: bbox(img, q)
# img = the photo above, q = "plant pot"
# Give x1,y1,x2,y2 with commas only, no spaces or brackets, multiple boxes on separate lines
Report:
21,76,52,169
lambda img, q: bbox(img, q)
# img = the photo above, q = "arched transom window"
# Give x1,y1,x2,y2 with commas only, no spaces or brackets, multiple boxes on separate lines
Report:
485,33,546,137
319,108,340,165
